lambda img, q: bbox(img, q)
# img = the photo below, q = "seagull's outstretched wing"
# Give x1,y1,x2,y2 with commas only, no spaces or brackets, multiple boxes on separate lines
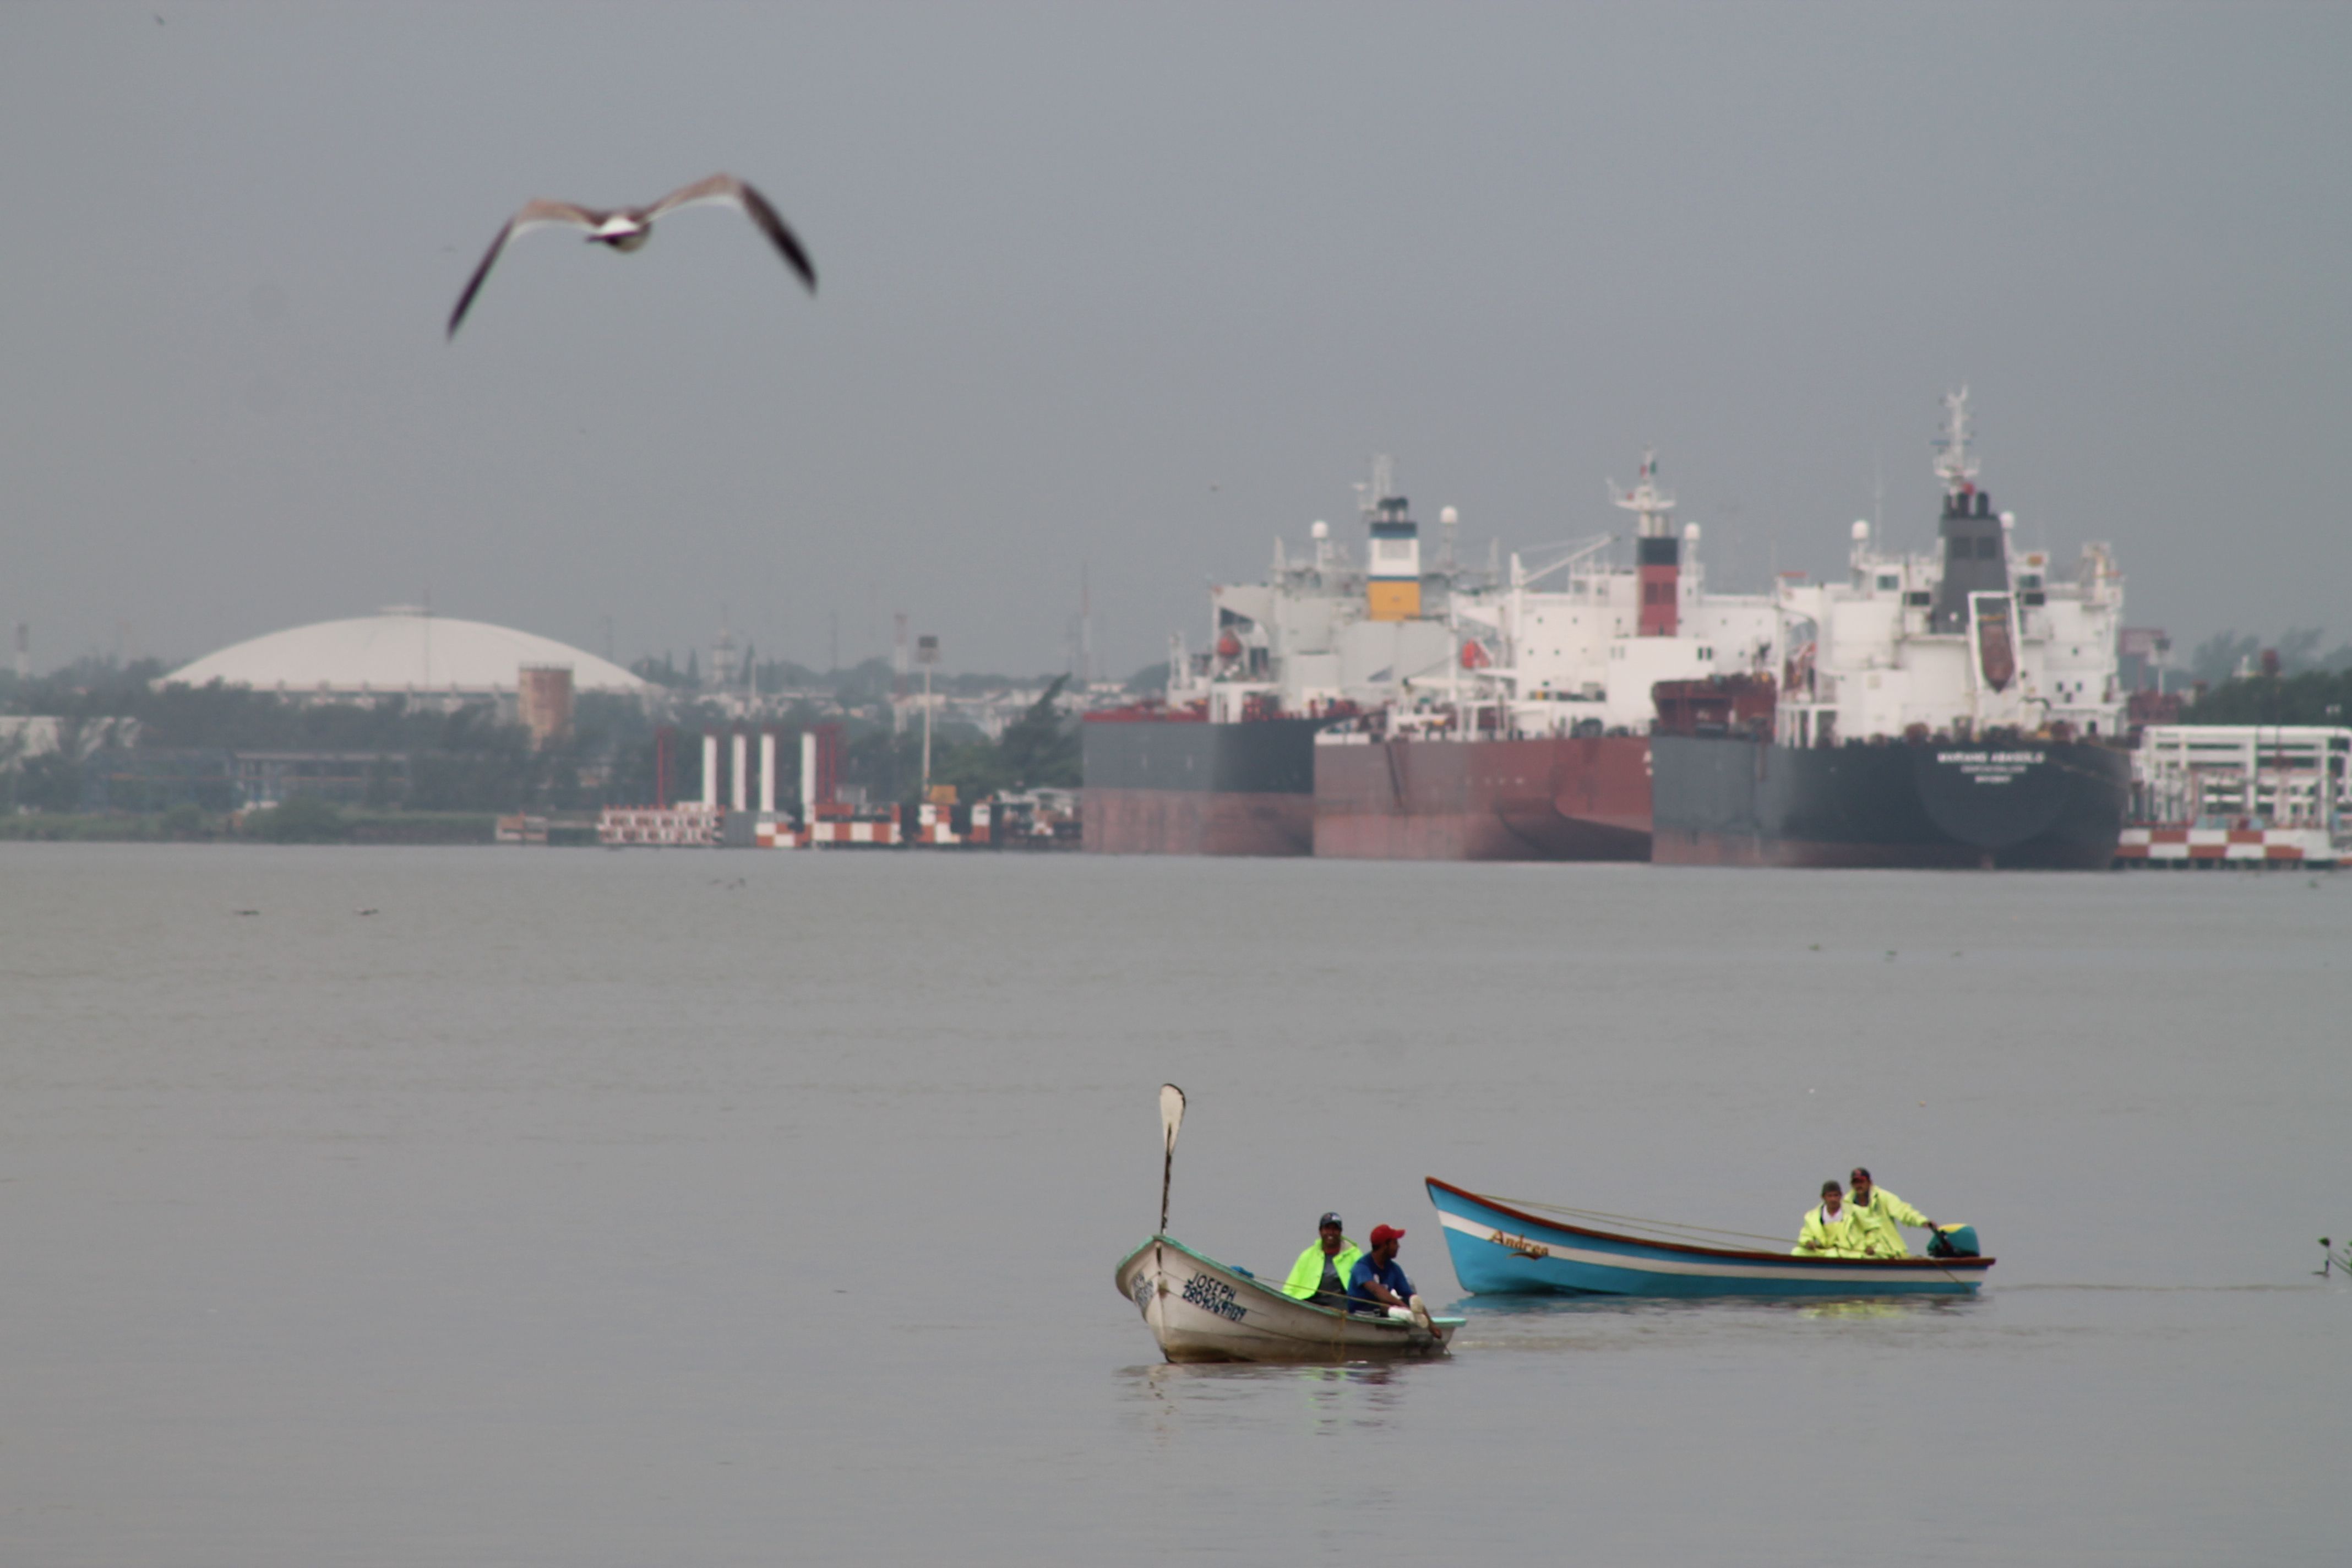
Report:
447,199,603,338
647,173,817,294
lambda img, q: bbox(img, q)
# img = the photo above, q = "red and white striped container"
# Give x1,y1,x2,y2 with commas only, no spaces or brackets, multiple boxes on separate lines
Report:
806,818,902,847
2115,825,2341,867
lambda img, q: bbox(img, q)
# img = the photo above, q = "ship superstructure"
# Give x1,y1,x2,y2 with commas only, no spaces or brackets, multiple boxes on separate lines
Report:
1084,460,1472,855
1171,453,1773,738
1170,459,1475,723
1443,453,1778,737
1770,388,2127,749
1651,390,2133,869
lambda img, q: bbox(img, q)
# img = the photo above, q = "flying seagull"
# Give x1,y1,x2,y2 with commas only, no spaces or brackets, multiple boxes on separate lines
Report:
447,173,815,337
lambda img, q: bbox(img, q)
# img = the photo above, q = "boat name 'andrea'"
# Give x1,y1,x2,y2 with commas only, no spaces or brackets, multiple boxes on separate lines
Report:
1490,1228,1548,1259
1179,1273,1248,1322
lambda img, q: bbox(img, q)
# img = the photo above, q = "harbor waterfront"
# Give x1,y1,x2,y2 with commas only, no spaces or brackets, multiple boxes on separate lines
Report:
2,845,2346,1565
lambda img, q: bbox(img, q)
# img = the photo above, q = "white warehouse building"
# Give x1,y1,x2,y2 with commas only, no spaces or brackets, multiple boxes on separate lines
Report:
162,607,649,709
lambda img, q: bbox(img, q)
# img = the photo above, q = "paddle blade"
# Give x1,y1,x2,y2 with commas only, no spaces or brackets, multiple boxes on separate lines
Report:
1157,1083,1185,1234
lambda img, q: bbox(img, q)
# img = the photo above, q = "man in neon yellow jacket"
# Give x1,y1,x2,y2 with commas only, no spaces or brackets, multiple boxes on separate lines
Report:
1846,1167,1935,1258
1282,1212,1363,1308
1793,1180,1865,1257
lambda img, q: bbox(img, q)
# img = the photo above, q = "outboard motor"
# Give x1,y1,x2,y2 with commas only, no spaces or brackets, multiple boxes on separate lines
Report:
1926,1223,1980,1259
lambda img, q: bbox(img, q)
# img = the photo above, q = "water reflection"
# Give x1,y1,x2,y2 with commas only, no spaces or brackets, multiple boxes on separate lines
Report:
1444,1291,1981,1350
1120,1357,1434,1441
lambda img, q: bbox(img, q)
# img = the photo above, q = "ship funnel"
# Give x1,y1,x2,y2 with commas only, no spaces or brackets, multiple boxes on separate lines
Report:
1928,402,2010,634
1365,494,1422,622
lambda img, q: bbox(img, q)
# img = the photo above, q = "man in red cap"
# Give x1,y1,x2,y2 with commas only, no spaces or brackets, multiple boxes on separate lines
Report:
1346,1224,1427,1327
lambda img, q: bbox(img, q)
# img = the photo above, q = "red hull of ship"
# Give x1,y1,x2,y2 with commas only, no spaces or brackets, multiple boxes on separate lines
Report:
1083,788,1315,856
1312,736,1653,861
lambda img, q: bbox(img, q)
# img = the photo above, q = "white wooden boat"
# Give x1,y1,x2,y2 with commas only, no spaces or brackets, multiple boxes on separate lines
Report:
1114,1233,1461,1363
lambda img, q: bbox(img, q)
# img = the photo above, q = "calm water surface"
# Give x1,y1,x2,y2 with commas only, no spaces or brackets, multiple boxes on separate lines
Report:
2,845,2345,1565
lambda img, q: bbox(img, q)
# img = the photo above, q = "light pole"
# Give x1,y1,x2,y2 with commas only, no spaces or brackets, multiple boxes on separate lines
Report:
917,634,939,797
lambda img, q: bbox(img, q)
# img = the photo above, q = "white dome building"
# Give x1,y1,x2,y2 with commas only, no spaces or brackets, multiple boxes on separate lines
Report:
164,608,648,707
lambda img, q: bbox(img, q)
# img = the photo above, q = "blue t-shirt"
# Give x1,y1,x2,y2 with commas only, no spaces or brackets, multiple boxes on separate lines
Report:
1346,1254,1415,1314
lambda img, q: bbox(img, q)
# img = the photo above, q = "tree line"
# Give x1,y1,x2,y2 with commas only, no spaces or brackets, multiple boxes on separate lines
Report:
1,657,1081,815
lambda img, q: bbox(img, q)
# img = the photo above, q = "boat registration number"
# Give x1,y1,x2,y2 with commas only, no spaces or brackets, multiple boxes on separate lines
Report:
1180,1273,1248,1322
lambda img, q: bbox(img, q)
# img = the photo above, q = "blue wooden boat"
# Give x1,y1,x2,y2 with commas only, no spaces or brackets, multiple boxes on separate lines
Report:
1429,1178,1994,1298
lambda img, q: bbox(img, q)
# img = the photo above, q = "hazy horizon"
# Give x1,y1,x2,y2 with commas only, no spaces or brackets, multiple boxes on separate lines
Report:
7,3,2348,678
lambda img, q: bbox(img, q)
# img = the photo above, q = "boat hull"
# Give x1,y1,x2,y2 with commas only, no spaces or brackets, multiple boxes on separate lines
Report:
1649,734,2130,869
1313,735,1653,861
1428,1180,1992,1298
1082,718,1320,856
1114,1234,1461,1363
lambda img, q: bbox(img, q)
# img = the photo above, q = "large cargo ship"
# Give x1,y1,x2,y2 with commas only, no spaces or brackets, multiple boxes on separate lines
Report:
1086,454,1776,858
1311,454,1773,860
1084,459,1475,856
1650,390,2132,868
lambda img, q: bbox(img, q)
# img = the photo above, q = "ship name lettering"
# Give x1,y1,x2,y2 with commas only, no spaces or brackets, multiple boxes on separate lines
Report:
1938,750,2045,766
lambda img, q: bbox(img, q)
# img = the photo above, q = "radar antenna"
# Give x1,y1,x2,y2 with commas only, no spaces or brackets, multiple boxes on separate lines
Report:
1609,448,1676,538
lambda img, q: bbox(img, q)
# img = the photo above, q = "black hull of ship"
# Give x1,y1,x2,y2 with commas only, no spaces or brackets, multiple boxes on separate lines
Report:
1082,718,1320,856
1650,736,2131,869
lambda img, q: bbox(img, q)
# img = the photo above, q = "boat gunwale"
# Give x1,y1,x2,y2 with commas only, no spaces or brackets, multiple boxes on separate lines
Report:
1427,1177,1995,1272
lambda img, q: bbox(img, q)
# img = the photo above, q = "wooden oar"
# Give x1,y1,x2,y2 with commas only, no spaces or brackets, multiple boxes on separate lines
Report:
1158,1084,1185,1233
1151,1084,1186,1309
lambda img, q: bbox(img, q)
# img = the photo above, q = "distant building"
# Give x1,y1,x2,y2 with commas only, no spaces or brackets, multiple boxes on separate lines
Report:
517,665,575,747
162,607,647,710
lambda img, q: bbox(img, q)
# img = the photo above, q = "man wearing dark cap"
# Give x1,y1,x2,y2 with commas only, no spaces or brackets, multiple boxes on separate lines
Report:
1281,1212,1362,1309
1346,1224,1427,1327
1845,1167,1934,1259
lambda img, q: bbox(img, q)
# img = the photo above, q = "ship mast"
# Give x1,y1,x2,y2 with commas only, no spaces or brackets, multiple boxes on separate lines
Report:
1611,448,1676,538
1354,454,1396,524
1932,386,1980,499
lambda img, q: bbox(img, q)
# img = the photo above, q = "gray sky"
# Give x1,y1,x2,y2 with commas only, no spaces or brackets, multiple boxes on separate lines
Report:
5,2,2347,679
